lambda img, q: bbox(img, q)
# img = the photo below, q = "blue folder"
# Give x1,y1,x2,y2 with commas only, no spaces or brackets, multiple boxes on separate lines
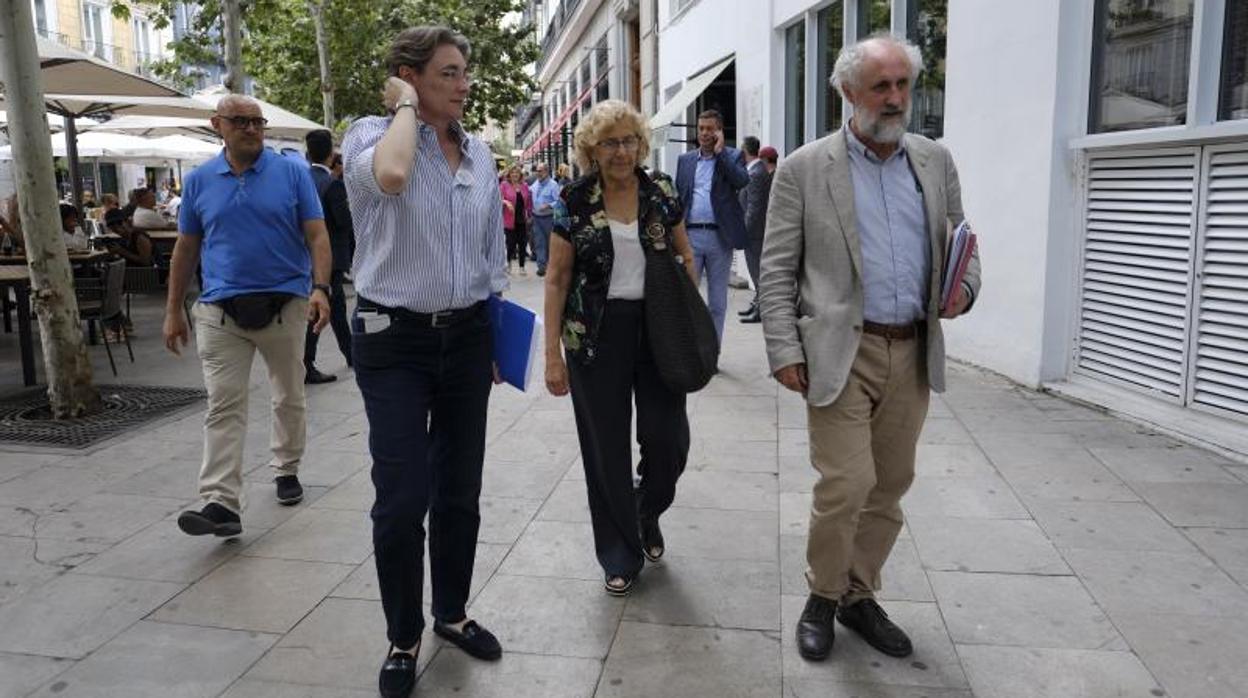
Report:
487,296,542,392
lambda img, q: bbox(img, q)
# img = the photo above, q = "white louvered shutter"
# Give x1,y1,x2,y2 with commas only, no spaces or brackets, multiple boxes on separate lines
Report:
1076,149,1197,399
1191,147,1248,419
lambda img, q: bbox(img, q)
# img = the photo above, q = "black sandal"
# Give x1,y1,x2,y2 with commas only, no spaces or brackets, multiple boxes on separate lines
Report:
604,575,634,596
640,518,665,562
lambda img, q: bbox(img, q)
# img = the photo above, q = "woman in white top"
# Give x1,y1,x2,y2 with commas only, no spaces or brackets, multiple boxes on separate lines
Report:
543,99,697,596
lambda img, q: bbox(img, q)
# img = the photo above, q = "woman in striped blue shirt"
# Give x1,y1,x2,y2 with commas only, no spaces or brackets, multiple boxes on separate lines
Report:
341,25,507,698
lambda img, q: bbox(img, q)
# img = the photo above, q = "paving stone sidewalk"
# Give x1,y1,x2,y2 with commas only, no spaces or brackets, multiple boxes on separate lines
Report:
1,276,1247,697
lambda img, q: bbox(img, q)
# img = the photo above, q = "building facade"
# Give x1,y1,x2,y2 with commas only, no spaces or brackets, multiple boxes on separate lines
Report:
519,0,1248,455
519,0,646,172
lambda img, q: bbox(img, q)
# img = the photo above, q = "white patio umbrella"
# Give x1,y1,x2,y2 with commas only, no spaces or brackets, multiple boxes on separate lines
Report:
0,37,215,212
0,132,219,162
192,85,324,140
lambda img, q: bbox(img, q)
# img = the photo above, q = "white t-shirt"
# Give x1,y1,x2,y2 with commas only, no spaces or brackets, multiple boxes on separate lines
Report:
607,218,645,300
132,206,167,229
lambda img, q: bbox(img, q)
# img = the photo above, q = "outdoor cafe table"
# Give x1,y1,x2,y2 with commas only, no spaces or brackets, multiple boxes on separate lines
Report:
0,266,36,386
0,250,109,266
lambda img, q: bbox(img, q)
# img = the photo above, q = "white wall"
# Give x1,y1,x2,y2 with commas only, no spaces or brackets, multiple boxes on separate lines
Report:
940,0,1068,387
656,0,773,171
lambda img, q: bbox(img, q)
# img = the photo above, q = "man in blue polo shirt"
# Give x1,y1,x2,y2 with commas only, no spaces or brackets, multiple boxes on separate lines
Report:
163,94,332,538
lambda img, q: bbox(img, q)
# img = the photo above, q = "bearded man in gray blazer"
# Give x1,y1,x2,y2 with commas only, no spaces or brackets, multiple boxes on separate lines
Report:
759,34,982,662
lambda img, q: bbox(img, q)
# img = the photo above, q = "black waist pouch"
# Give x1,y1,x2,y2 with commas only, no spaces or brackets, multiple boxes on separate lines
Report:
220,292,295,330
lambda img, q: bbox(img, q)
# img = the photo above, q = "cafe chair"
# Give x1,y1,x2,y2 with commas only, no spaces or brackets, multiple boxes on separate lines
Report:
76,258,132,376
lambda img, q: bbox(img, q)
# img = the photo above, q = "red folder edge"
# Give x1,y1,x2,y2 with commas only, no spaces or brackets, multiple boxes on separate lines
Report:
941,232,977,315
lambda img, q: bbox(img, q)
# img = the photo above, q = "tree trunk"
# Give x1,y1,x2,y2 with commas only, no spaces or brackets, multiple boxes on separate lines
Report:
222,0,245,94
308,0,334,128
0,0,100,416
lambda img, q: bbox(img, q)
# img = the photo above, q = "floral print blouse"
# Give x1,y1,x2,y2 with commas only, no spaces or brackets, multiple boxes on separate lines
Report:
552,167,684,364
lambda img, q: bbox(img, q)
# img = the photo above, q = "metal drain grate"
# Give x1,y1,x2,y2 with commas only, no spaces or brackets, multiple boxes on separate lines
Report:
0,385,206,449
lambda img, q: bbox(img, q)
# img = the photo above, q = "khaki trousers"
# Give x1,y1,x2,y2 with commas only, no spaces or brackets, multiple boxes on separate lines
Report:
805,332,930,603
194,298,308,514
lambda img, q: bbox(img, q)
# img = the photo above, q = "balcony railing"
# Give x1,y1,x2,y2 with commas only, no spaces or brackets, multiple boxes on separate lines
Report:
37,29,170,84
535,0,584,73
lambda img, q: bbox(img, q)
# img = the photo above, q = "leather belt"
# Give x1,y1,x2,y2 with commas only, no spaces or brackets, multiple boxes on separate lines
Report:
358,297,485,329
686,223,719,230
862,320,921,340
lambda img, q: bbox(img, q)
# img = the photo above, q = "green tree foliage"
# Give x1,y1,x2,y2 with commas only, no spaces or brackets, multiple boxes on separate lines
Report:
117,0,538,131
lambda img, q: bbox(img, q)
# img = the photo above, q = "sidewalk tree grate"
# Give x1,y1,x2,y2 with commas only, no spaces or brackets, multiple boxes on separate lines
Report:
0,386,205,449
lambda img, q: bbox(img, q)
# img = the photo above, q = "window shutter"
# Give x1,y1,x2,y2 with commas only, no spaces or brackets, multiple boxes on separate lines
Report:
1192,148,1248,418
1076,149,1198,399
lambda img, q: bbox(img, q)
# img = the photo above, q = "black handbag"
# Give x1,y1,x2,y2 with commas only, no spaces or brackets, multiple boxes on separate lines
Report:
641,218,719,393
219,292,294,330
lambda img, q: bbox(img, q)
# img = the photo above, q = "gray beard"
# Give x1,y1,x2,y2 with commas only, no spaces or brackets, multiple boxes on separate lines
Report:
858,106,911,144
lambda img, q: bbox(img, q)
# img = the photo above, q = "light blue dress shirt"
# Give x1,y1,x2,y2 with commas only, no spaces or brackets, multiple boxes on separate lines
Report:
688,154,717,225
844,127,931,325
342,117,508,312
529,176,561,217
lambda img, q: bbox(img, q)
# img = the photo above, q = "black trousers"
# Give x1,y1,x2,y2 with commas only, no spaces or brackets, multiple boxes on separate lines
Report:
566,300,689,578
505,225,528,267
304,269,352,369
352,299,493,648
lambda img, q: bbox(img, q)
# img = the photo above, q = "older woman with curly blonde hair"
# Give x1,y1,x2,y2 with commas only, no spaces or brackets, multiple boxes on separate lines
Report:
543,99,697,596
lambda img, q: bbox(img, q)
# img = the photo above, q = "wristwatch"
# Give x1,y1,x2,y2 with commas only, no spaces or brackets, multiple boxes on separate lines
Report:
395,98,417,114
312,283,331,297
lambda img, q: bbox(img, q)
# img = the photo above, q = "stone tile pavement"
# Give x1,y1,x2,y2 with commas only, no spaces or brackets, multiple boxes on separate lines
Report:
1,276,1247,697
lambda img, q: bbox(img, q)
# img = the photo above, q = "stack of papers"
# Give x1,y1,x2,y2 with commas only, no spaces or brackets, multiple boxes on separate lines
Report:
940,221,977,314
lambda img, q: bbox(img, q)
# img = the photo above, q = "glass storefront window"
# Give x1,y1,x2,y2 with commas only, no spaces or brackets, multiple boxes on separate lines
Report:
785,20,806,153
816,2,844,137
1219,0,1248,120
908,0,946,139
858,0,889,36
1089,0,1195,133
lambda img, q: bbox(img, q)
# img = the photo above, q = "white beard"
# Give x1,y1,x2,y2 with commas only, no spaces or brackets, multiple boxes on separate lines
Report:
857,104,911,144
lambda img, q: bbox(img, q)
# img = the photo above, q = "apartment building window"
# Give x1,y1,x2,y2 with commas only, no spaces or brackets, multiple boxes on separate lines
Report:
594,35,610,103
1219,0,1248,120
81,2,110,61
32,0,52,35
133,17,153,66
1089,0,1195,133
816,2,844,138
785,20,806,153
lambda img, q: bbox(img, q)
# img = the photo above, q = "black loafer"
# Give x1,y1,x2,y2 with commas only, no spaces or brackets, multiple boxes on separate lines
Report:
796,594,837,661
177,503,242,537
378,645,418,698
433,619,502,661
305,368,337,385
837,598,913,657
275,475,303,505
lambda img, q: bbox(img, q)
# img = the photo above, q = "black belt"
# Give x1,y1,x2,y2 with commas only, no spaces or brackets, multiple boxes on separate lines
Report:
862,320,922,340
358,297,485,329
686,223,719,230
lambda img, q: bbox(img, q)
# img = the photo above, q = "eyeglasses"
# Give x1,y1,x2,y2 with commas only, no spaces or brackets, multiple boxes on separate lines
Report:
597,136,640,152
438,68,472,84
218,115,269,130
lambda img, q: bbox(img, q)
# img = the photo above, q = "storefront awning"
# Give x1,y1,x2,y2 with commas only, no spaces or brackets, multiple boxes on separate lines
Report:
648,55,734,131
520,74,606,161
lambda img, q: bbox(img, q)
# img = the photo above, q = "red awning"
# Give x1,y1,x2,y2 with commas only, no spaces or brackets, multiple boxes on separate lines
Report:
521,74,606,161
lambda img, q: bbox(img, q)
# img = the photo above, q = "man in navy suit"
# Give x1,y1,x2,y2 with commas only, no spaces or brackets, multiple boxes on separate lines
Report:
303,129,354,384
676,109,750,343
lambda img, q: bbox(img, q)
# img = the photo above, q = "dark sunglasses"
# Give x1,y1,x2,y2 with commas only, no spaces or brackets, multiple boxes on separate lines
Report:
218,115,269,130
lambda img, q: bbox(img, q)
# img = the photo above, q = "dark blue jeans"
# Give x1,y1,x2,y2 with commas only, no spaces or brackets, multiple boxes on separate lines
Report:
352,299,493,649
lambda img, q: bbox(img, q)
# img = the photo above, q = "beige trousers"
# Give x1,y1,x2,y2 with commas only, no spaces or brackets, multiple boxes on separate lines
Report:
805,332,930,603
194,298,308,514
